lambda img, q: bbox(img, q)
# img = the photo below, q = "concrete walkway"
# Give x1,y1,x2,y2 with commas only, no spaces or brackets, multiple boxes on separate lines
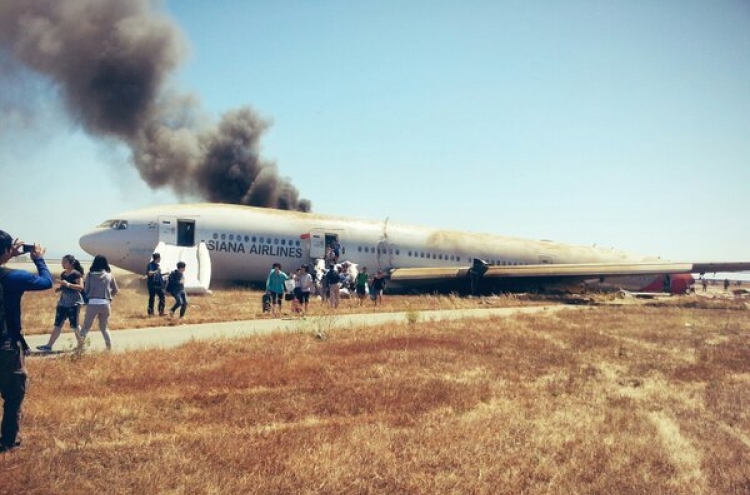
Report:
24,305,579,354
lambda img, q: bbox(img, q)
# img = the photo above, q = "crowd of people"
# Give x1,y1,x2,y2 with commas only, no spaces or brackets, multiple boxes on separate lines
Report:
263,258,389,317
0,230,392,455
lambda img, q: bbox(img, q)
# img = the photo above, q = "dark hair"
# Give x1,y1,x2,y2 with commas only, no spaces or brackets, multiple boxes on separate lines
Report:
0,230,13,254
177,261,186,269
272,263,281,269
90,255,111,273
153,253,161,260
62,254,85,275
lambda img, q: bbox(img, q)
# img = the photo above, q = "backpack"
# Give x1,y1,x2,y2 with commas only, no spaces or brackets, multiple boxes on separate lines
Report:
166,270,181,292
0,268,10,341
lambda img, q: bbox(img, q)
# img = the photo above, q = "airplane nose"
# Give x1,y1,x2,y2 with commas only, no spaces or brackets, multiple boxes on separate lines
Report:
79,230,105,257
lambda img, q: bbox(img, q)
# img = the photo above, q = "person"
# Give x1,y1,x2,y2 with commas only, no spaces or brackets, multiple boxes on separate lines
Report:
298,265,314,315
724,279,730,291
291,267,303,315
36,255,85,352
331,239,342,263
167,262,188,320
146,253,166,317
371,270,387,306
324,246,336,267
355,266,369,305
0,231,53,452
701,277,708,293
326,264,341,309
80,255,119,351
265,263,288,317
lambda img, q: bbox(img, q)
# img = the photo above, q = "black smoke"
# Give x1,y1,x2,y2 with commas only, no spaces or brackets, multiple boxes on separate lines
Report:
0,0,311,211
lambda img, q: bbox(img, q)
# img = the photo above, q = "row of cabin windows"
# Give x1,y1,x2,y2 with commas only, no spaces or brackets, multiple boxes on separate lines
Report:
356,246,462,263
355,245,529,266
212,233,301,247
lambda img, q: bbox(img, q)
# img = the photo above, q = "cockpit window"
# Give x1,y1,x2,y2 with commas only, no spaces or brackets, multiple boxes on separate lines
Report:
97,219,128,230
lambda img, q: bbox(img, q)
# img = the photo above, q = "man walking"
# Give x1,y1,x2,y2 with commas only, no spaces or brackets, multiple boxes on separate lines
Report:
146,253,166,317
167,262,188,320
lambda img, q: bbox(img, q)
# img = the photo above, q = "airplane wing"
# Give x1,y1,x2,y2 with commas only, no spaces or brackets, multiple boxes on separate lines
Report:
389,260,750,289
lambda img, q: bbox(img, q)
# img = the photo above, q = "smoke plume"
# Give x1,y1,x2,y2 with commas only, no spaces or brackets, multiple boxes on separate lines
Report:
0,0,311,211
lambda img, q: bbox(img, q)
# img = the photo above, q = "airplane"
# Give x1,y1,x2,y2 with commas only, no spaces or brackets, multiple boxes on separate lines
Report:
78,203,750,295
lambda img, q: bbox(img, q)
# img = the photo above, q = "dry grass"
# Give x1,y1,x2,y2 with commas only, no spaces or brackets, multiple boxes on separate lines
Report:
18,273,538,335
1,299,749,494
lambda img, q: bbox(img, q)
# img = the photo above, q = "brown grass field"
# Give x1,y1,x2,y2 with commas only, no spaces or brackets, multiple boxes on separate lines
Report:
2,271,749,494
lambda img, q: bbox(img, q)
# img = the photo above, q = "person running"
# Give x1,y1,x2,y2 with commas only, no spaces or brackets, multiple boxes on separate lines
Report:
265,263,288,317
355,266,369,306
146,253,166,317
79,255,119,351
37,255,85,352
167,262,188,320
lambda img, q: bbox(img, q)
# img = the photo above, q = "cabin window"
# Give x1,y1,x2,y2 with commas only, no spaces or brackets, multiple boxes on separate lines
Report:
244,236,249,242
212,233,218,240
229,234,234,241
281,239,286,245
396,249,400,255
221,234,226,240
296,240,301,246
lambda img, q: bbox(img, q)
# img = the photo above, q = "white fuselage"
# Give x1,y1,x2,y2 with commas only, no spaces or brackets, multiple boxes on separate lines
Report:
79,203,661,290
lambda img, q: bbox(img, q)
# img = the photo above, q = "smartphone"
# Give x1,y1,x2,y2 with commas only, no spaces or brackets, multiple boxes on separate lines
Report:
22,244,34,253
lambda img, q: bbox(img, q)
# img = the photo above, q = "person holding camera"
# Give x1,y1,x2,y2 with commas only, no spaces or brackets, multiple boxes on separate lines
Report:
0,231,53,453
36,254,86,353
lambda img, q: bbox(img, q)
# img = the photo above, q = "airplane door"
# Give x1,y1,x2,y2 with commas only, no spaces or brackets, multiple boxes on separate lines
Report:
177,220,196,247
159,217,197,247
158,216,178,245
309,229,326,258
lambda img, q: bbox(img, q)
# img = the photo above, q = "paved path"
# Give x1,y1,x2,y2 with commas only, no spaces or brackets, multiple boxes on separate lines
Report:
24,305,580,354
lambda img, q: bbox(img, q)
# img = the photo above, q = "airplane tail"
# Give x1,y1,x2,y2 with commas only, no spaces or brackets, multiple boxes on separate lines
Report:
155,241,212,294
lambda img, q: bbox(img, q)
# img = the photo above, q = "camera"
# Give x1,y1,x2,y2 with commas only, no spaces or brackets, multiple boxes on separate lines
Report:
22,244,34,253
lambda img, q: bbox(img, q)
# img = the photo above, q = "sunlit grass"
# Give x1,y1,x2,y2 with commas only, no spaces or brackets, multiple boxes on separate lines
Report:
2,302,748,494
19,273,536,335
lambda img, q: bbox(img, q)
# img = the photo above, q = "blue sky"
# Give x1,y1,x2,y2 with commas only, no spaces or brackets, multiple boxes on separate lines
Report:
1,0,749,264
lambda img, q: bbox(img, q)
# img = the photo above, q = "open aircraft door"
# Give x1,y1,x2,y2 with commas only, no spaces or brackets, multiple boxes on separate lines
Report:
158,216,197,247
309,229,326,259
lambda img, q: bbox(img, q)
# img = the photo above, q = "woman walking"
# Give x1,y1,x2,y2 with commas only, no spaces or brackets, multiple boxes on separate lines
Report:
36,255,85,352
79,255,119,351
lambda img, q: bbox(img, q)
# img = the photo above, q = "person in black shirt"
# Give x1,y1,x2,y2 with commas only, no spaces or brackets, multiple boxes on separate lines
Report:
146,253,166,317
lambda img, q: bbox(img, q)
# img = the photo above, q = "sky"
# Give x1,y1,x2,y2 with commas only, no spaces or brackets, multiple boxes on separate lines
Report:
1,0,749,266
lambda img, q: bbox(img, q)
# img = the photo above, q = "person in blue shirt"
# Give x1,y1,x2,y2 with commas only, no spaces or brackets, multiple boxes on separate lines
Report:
0,230,53,453
265,263,288,317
